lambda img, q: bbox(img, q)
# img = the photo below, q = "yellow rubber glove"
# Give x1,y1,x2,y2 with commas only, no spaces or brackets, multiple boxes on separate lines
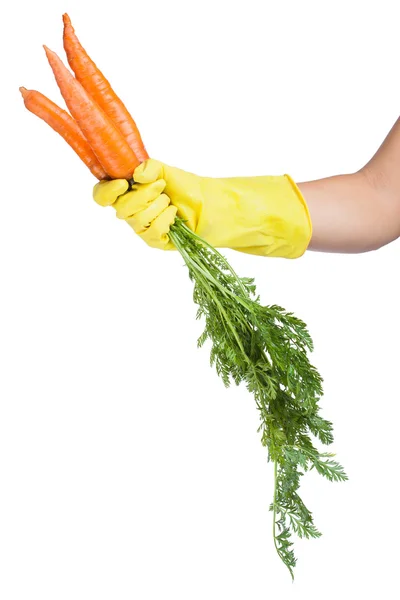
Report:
93,159,312,258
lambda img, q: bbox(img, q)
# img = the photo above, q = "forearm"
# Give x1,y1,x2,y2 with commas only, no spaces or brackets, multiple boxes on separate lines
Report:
297,118,400,253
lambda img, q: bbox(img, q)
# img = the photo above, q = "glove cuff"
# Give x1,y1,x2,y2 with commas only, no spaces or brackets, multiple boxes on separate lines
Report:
283,174,313,258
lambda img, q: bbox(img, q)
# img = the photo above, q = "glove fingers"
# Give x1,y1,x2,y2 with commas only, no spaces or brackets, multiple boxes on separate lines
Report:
130,204,177,249
113,179,166,219
133,159,164,184
126,193,170,234
93,179,129,207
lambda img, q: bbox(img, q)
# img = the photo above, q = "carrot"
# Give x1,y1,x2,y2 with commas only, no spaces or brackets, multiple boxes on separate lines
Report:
43,45,139,180
62,13,149,163
20,87,108,180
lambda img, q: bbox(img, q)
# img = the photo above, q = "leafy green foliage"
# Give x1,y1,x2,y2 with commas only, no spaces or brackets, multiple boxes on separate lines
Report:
169,219,347,579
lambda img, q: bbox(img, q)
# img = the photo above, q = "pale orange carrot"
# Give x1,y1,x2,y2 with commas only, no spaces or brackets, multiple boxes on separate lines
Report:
44,45,139,180
62,13,149,163
20,87,108,180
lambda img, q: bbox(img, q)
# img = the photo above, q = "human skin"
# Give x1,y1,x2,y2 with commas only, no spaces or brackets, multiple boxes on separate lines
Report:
298,117,400,253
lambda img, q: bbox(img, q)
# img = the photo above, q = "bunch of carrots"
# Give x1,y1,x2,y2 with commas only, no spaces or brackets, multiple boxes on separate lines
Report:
22,15,346,580
20,14,147,180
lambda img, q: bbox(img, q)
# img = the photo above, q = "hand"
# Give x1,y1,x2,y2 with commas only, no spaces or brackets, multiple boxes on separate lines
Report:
93,159,312,258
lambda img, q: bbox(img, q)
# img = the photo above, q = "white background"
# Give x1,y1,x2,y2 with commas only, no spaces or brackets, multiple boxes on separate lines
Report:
1,0,399,597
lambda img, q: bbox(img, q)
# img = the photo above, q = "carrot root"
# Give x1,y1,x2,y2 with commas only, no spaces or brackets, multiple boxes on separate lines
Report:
43,45,139,180
20,86,108,180
62,13,149,163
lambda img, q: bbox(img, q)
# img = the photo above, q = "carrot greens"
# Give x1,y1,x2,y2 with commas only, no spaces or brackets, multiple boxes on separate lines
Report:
169,218,347,579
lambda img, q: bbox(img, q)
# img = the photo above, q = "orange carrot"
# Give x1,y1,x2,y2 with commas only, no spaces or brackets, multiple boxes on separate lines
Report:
62,13,149,163
20,87,108,180
44,45,139,180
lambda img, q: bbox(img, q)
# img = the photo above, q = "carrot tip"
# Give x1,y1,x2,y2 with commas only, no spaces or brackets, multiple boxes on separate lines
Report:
43,45,57,63
62,13,72,27
19,86,29,99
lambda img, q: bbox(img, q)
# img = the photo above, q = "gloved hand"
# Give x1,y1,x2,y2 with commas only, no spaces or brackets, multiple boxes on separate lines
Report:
93,159,312,258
